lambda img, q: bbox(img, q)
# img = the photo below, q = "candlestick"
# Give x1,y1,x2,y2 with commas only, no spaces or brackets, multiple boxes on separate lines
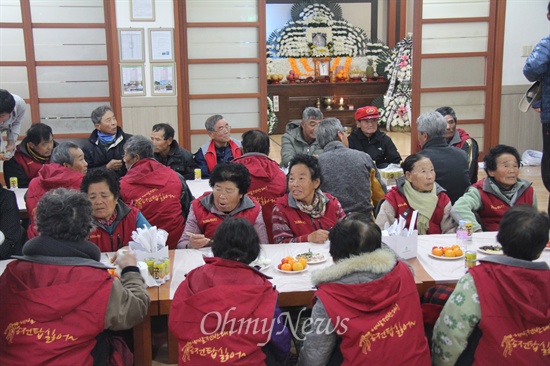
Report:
338,97,344,111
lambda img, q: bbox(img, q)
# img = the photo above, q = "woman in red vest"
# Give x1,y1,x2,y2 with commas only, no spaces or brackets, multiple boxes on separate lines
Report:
0,188,150,365
298,213,431,365
178,163,268,248
432,205,550,365
376,153,455,234
82,169,150,252
169,217,290,365
272,154,345,243
452,145,537,232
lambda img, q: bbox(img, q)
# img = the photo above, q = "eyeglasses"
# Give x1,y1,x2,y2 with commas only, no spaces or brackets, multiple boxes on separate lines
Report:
212,125,231,134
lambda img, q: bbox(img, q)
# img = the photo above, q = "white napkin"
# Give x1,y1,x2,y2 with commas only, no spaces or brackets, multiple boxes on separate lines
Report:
129,226,168,253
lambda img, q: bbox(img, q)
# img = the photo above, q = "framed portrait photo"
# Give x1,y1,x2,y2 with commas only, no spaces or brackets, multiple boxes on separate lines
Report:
151,63,176,96
313,57,331,78
119,28,144,62
121,64,145,96
149,28,174,62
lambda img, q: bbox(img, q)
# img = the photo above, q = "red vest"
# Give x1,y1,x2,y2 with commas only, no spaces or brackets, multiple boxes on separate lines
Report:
0,261,113,366
169,257,278,365
13,145,51,183
316,261,430,365
274,193,343,241
88,206,140,252
192,193,262,239
204,139,242,173
25,164,84,239
384,187,449,234
120,159,185,249
473,179,534,231
469,261,550,365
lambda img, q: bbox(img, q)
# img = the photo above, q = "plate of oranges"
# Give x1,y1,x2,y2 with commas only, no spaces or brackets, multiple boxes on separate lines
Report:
276,256,308,273
429,245,464,260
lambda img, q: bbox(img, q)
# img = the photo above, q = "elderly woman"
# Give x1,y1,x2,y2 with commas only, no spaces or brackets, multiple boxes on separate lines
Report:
178,162,268,248
0,188,150,365
376,153,455,234
81,169,150,252
451,144,537,232
298,213,430,365
272,154,345,243
432,205,550,365
170,218,290,365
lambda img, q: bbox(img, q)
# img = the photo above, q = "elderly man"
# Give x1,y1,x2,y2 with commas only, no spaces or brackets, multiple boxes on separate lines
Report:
0,188,150,365
194,114,242,179
436,106,479,184
432,205,550,365
0,89,26,160
151,123,196,180
418,111,470,204
120,135,193,249
3,123,57,188
83,105,132,179
348,106,402,169
233,130,286,242
280,107,324,168
25,142,88,239
316,118,386,218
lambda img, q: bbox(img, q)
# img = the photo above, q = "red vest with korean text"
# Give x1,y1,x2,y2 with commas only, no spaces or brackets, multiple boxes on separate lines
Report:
192,193,261,239
384,187,449,234
13,147,51,183
473,179,534,231
0,261,112,366
469,261,550,365
169,257,278,365
87,206,140,252
204,139,242,174
274,193,342,238
316,261,431,365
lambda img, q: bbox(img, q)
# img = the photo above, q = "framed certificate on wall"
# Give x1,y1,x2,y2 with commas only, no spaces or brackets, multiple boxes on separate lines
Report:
119,28,144,62
149,28,174,62
121,64,145,96
151,63,176,95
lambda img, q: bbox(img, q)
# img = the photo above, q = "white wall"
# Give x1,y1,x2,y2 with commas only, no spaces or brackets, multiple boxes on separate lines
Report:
502,0,549,86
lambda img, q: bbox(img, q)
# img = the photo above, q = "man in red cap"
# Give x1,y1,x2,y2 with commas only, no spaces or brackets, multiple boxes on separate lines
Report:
348,106,402,168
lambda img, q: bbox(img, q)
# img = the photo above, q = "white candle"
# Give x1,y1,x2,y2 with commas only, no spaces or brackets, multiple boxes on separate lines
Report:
340,98,343,105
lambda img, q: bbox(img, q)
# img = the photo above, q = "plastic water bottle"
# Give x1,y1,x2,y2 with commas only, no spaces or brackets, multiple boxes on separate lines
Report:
456,220,468,246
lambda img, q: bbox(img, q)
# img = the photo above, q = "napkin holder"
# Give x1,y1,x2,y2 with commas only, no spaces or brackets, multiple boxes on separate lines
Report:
382,230,418,260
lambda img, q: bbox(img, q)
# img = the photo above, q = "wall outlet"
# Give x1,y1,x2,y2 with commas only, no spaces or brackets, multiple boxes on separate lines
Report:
273,95,279,112
522,45,533,57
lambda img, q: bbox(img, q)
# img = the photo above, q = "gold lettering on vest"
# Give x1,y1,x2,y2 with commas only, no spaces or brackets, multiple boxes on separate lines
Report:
490,204,505,210
397,203,408,208
133,188,177,210
500,323,550,357
4,318,78,344
182,331,247,362
202,218,218,224
294,220,306,225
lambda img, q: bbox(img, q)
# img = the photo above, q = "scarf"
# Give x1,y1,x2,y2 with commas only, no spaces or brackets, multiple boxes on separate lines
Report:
402,180,438,235
27,142,49,162
295,189,327,218
98,131,115,145
489,177,519,201
96,209,118,227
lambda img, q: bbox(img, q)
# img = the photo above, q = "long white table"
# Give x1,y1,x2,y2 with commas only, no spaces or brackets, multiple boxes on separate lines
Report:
416,232,550,283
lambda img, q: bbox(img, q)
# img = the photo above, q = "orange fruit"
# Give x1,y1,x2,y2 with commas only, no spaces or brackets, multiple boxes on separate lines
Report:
432,247,443,257
285,256,294,262
451,244,460,250
298,257,307,268
443,246,451,253
281,263,292,271
453,248,463,257
444,249,455,258
292,262,304,271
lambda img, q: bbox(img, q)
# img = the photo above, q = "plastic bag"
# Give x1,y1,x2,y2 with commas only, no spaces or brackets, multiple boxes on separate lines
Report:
521,150,542,166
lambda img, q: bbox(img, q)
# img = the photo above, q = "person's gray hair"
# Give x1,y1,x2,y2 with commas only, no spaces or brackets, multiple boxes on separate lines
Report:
51,142,81,165
316,118,345,149
205,114,224,132
302,107,323,122
35,188,94,241
417,111,447,139
91,105,113,125
124,135,154,160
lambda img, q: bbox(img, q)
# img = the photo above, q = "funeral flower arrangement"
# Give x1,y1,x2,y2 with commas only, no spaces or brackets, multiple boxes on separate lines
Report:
267,1,385,59
375,36,413,131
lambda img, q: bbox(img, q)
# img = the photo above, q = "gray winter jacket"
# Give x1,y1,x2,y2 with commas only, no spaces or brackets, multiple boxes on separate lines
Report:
280,120,324,167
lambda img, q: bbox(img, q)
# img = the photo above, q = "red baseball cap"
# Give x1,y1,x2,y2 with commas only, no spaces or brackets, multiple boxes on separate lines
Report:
355,106,380,121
